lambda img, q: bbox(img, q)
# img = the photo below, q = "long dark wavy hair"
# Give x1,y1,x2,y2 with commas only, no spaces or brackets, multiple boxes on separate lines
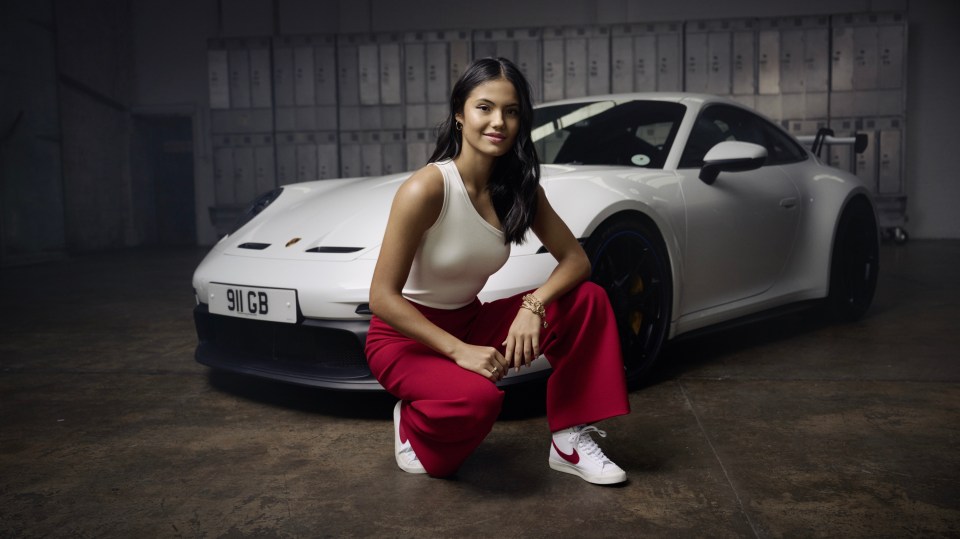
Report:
429,57,540,245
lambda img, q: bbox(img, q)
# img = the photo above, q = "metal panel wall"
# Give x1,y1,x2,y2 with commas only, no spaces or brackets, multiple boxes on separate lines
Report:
405,35,427,104
381,130,406,175
227,45,251,109
212,136,235,205
250,43,272,108
358,41,380,105
275,134,296,185
877,117,904,195
406,129,433,171
379,35,403,105
340,131,363,178
472,29,500,59
208,42,230,109
634,33,657,91
448,32,472,86
656,24,683,91
832,13,906,118
587,27,611,96
361,132,384,176
610,27,633,93
685,20,733,95
878,23,905,90
253,135,275,193
564,29,588,98
732,27,756,98
314,38,337,106
757,23,780,95
270,41,292,106
206,12,908,202
233,139,256,203
426,36,450,104
338,35,363,134
542,28,565,101
597,24,671,94
684,23,709,93
405,34,428,130
707,28,732,95
295,137,318,182
316,132,340,180
293,43,315,107
516,31,542,101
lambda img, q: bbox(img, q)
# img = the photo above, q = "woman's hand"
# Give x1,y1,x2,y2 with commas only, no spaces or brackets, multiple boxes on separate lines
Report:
451,342,510,381
502,308,542,372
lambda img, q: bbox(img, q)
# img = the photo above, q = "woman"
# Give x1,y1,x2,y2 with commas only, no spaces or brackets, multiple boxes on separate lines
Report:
366,57,630,485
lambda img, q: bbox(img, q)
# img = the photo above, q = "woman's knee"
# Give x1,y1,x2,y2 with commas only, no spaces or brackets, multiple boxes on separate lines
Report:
456,381,504,425
560,280,608,310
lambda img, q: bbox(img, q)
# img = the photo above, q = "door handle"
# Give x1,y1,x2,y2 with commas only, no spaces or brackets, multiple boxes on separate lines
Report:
779,197,798,209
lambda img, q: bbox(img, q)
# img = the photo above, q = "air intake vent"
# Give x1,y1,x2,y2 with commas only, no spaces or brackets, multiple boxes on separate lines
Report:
238,242,270,250
305,246,364,253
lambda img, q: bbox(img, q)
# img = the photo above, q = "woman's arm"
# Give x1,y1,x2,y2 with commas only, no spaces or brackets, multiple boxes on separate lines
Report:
368,165,510,380
502,186,592,370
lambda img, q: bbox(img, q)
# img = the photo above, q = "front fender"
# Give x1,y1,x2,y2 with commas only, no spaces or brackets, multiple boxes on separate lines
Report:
540,168,686,330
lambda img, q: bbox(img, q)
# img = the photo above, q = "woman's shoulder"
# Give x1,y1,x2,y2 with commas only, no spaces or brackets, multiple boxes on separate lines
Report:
395,163,445,207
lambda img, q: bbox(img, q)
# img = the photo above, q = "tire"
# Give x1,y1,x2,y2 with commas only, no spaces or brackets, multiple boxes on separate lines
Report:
585,214,672,382
826,197,879,321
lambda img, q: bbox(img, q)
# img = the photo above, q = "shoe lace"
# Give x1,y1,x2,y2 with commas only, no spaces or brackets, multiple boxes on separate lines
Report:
573,426,612,464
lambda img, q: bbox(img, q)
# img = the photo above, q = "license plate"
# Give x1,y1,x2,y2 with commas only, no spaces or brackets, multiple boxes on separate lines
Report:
208,283,298,323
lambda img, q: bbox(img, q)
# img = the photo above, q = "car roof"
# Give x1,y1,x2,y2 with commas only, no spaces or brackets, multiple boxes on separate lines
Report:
533,92,744,109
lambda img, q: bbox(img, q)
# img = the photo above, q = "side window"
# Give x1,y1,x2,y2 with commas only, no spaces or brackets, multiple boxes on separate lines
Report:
678,108,735,168
756,121,808,165
679,105,808,168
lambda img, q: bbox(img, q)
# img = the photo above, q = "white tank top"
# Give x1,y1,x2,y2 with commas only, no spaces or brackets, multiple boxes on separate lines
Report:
402,159,511,309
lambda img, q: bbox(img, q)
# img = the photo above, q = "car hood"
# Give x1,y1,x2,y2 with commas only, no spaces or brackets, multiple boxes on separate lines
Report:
219,164,669,260
219,172,408,260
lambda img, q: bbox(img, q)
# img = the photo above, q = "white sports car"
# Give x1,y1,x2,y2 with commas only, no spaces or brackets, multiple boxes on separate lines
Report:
192,93,879,390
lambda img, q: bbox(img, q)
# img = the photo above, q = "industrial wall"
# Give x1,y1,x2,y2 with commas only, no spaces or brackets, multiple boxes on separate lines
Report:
1,0,957,265
1,1,65,261
135,0,958,245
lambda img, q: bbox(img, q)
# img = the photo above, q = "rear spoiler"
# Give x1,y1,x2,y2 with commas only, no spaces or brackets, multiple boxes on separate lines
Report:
796,128,868,158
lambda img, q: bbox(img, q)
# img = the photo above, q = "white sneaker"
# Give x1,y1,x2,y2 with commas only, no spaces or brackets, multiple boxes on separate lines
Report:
394,401,426,474
549,425,626,485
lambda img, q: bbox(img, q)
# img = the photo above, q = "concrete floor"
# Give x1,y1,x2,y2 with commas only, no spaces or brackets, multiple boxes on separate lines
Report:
1,241,958,537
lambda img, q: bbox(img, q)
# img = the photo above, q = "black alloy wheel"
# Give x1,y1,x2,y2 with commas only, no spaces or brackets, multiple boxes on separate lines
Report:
826,196,880,321
586,215,673,382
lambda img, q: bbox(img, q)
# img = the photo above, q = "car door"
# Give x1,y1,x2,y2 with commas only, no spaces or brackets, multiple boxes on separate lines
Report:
676,104,805,316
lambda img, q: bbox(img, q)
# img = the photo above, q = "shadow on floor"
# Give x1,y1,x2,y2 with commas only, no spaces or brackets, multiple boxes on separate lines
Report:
206,304,839,422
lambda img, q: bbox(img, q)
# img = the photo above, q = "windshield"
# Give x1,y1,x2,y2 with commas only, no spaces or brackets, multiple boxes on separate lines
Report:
532,100,686,168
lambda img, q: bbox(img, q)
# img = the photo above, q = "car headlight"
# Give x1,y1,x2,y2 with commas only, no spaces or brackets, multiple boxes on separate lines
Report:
228,188,284,236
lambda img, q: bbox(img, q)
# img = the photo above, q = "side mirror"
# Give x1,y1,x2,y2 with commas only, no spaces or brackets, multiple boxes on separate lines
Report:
699,141,768,185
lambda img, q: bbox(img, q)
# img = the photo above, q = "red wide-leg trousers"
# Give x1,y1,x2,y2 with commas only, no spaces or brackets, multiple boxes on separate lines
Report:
365,281,630,477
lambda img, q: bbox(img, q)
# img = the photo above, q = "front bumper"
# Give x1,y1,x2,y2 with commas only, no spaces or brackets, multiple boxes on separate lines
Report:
193,304,552,391
193,304,383,391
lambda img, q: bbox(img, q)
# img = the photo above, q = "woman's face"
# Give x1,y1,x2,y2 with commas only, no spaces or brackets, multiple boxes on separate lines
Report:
455,77,520,159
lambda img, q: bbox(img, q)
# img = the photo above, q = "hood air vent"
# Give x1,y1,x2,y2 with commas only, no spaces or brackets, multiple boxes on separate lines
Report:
238,242,271,250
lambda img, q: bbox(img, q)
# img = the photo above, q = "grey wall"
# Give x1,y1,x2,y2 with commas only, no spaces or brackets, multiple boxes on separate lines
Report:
0,1,65,261
57,0,136,251
2,0,956,264
132,0,959,244
2,0,135,260
903,0,960,241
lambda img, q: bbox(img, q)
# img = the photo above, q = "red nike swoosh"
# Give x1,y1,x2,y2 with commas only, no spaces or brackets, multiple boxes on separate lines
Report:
552,440,580,464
